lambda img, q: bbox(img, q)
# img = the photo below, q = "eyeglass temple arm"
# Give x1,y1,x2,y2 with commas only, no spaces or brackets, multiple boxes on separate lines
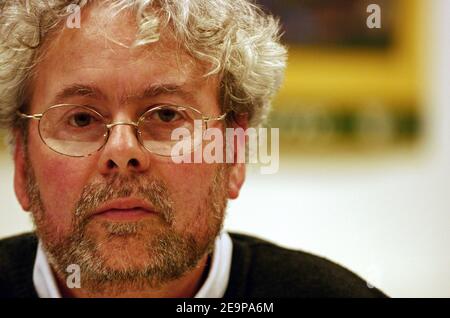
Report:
203,113,227,122
16,111,43,120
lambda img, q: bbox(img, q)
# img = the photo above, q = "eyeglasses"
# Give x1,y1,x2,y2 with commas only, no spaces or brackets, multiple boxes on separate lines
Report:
17,104,227,157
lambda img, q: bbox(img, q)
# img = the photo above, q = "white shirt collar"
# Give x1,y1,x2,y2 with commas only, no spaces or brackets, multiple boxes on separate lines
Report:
33,232,233,298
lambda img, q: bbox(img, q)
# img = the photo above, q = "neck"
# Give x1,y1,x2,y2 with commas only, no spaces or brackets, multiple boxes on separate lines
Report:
55,254,210,298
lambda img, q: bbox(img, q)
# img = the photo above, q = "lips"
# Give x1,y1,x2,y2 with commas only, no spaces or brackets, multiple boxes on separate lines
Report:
92,197,156,221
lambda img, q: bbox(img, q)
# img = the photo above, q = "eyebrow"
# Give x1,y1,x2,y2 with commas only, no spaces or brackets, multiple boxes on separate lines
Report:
51,83,197,105
135,83,197,104
53,84,106,104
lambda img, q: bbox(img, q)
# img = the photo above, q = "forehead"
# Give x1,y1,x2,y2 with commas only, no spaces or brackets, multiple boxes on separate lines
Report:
29,3,216,112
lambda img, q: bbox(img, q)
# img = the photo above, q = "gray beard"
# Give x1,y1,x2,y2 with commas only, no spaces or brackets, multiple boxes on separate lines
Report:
25,156,229,294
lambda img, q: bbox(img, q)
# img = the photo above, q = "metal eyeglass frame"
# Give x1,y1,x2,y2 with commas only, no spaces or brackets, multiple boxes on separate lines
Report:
17,103,228,157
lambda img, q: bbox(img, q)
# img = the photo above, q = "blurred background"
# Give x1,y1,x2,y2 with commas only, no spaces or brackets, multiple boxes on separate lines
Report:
1,0,449,297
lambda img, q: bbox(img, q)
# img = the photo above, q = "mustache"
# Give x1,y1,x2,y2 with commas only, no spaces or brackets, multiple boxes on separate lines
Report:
73,173,175,226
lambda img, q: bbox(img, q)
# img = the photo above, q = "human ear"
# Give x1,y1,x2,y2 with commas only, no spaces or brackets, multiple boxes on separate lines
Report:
227,162,245,199
227,113,248,199
13,130,31,212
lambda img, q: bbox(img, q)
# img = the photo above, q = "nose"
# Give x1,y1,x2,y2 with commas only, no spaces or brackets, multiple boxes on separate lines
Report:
97,122,150,175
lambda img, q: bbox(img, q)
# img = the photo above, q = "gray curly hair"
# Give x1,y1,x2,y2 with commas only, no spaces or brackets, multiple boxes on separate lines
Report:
0,0,287,145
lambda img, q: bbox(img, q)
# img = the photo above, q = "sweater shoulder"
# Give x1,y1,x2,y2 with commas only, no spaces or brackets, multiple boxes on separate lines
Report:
0,232,38,298
227,232,387,298
0,232,38,262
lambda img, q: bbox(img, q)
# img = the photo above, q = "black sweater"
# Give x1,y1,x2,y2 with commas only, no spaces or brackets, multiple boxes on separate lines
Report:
0,232,386,298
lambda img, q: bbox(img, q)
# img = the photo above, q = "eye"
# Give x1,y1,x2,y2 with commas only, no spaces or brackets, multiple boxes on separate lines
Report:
68,112,98,127
152,107,183,123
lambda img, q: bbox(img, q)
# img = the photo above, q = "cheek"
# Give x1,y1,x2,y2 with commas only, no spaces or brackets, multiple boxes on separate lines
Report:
158,162,219,217
28,134,95,230
38,158,84,201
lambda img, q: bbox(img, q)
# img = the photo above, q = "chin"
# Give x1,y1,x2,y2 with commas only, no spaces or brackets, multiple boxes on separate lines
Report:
83,219,164,268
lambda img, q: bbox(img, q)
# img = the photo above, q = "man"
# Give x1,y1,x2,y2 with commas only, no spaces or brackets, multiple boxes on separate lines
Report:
0,0,385,298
